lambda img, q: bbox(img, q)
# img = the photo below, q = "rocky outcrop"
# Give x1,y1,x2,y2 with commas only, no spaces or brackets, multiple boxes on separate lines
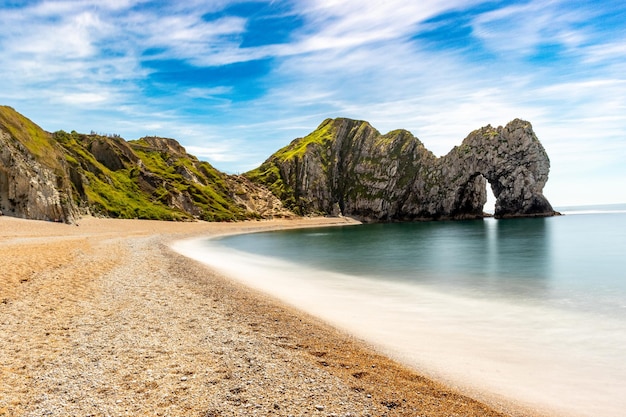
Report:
85,135,139,172
0,104,556,223
0,105,293,222
0,109,78,223
247,118,557,221
226,175,295,219
57,132,294,221
432,120,555,219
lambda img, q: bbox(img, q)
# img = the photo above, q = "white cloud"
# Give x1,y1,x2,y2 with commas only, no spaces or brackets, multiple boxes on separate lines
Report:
135,14,247,63
582,41,626,65
1,0,625,206
61,92,110,105
186,145,240,163
470,0,589,55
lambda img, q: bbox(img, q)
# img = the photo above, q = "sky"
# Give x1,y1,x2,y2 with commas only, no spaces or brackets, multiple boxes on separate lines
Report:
1,0,625,207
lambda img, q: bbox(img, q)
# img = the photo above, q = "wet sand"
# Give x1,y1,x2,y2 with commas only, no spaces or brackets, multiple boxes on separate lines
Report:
1,215,537,416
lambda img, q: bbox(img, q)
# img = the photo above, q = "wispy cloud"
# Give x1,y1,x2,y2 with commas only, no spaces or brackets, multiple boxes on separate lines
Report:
1,0,626,205
470,0,615,57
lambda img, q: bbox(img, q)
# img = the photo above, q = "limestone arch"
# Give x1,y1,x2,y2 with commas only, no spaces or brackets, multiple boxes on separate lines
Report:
450,172,488,219
442,120,556,219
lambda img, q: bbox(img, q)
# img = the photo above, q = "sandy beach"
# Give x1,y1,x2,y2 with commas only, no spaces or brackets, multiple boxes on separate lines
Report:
1,215,535,416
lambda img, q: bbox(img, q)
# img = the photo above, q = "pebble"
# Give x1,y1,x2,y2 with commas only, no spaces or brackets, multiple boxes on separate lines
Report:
0,220,507,417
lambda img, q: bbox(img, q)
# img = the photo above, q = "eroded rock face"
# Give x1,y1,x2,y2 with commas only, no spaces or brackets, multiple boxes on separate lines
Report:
0,106,293,222
0,104,556,223
0,130,77,223
86,135,139,172
226,175,295,219
249,118,557,221
437,119,554,218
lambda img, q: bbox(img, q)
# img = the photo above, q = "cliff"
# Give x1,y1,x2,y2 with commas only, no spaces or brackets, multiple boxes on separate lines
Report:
1,106,557,223
0,107,79,222
0,106,292,222
247,118,557,221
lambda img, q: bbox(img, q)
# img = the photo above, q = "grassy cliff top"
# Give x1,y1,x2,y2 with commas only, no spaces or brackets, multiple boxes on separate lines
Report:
0,106,65,172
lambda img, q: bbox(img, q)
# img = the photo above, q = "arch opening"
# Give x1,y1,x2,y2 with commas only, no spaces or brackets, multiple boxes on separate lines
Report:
450,173,487,219
451,173,499,218
484,177,496,215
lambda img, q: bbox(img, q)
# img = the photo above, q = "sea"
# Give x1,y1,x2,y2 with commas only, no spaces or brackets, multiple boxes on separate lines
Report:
173,204,626,417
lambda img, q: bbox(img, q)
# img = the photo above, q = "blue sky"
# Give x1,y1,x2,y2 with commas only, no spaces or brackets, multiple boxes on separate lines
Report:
1,0,625,207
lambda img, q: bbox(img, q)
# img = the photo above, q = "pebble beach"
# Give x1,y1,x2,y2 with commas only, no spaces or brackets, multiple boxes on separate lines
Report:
0,215,538,416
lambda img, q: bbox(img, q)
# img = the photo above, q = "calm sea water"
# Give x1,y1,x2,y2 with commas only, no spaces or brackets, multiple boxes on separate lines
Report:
176,204,626,416
218,204,626,319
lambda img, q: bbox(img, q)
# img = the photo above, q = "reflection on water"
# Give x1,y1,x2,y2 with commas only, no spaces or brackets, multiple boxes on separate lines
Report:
218,212,626,316
221,218,553,299
488,218,551,295
188,209,626,417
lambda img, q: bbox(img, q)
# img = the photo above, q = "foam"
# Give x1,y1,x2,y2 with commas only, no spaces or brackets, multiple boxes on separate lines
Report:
560,209,626,215
172,237,626,417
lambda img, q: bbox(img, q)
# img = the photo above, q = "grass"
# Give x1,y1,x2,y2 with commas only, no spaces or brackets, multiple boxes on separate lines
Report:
0,106,64,173
274,118,336,161
1,106,258,221
129,140,246,221
51,131,250,221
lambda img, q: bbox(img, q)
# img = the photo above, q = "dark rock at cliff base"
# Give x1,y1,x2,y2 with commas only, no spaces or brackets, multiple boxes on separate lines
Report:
247,118,557,221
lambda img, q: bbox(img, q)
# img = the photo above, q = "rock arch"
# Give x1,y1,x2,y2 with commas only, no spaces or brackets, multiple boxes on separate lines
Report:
251,117,558,222
439,119,555,219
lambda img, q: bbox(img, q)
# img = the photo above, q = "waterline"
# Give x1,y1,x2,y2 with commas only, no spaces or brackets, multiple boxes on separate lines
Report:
173,229,626,417
173,207,626,416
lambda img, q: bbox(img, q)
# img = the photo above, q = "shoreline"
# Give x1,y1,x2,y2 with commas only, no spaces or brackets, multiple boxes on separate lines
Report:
173,224,569,417
1,215,538,416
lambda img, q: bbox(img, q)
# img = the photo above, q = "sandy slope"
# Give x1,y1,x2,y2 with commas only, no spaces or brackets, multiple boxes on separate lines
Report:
0,216,529,416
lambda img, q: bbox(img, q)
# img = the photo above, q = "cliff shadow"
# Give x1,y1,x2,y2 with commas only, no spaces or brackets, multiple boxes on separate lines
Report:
0,167,9,214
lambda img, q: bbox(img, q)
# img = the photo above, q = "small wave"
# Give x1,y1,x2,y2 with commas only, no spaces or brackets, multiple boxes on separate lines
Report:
560,209,626,215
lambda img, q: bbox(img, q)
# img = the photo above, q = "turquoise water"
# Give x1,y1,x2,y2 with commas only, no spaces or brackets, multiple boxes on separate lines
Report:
177,204,626,416
217,204,626,319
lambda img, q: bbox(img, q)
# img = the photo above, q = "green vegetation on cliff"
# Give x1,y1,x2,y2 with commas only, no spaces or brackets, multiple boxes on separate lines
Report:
274,118,337,161
53,130,181,220
246,119,341,214
246,118,412,216
52,130,249,221
244,117,556,221
0,106,271,221
2,105,556,223
246,163,294,209
0,106,64,173
129,137,247,221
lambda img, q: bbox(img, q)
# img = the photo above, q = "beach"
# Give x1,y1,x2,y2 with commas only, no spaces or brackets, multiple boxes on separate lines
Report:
1,216,537,416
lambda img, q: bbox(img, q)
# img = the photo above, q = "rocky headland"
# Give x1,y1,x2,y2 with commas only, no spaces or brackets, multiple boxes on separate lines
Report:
248,118,557,221
1,105,557,223
0,105,291,223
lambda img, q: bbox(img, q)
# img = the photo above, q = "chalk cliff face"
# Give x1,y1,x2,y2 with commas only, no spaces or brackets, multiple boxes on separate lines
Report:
247,118,556,221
